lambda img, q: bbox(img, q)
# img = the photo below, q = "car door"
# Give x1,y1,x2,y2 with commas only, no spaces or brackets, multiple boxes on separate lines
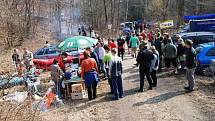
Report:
34,48,46,59
45,47,59,59
196,35,215,45
205,47,215,65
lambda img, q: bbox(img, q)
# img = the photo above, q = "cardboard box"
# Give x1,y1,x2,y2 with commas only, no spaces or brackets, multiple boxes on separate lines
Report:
71,91,87,100
71,84,83,93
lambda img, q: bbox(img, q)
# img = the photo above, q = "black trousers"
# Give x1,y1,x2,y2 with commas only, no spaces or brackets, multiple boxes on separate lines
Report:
87,81,97,100
150,70,157,87
106,68,113,93
139,67,153,91
118,48,125,60
158,56,162,71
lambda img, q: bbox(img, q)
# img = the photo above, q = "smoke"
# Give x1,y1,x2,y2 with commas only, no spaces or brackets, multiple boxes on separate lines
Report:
52,0,82,41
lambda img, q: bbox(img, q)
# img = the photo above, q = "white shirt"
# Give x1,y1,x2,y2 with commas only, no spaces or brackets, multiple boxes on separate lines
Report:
98,47,105,60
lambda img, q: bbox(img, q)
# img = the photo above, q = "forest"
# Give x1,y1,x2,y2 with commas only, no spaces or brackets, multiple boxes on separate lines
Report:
0,0,215,48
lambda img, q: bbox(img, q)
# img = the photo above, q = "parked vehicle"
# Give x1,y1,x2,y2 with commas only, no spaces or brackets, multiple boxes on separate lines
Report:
33,45,84,70
179,19,215,33
175,32,215,48
196,45,215,75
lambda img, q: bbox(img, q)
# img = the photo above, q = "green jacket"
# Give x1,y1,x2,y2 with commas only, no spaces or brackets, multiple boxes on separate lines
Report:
103,53,112,68
163,43,177,59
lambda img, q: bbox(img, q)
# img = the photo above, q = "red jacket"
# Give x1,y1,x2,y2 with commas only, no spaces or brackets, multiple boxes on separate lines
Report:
58,56,66,72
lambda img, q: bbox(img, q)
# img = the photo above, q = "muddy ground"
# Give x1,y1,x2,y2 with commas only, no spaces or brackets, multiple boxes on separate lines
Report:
40,54,215,121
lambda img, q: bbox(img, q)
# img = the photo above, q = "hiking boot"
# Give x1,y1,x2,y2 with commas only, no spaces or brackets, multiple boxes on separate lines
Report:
136,89,144,92
148,87,153,90
184,86,190,90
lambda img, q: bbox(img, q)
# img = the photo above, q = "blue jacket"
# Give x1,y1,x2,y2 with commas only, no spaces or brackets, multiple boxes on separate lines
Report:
84,70,99,87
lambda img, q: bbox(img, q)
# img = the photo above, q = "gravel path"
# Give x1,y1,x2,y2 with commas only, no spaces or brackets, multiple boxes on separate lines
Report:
41,54,215,121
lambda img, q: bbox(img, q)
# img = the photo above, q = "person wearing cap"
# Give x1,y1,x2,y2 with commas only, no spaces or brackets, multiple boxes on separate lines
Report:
184,39,196,92
130,33,139,58
109,48,123,100
81,51,99,100
136,41,154,92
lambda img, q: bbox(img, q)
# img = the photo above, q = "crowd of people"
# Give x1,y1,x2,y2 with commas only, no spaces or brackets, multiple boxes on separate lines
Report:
80,28,197,100
10,28,197,101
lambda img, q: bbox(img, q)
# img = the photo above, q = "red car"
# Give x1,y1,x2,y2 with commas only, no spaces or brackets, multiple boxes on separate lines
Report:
33,45,84,70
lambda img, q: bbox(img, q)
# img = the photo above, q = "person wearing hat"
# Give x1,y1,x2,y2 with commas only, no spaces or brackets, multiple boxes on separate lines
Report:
136,41,154,92
184,39,196,92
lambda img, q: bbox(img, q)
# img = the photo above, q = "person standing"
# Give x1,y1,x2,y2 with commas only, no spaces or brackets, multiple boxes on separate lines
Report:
153,36,164,72
162,33,170,46
130,33,139,58
58,52,68,72
184,39,196,92
109,49,123,100
23,48,34,71
177,39,186,70
95,43,107,78
108,39,117,49
81,51,99,100
12,49,21,69
103,45,113,94
125,33,131,54
136,42,154,92
148,31,154,43
50,59,64,99
140,30,147,41
117,35,125,60
163,39,178,74
150,46,159,87
86,47,99,68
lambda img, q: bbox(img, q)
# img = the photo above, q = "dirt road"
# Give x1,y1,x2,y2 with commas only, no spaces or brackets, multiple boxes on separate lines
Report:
41,54,215,121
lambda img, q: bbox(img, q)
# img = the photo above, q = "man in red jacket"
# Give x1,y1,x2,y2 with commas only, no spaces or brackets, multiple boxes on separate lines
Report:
58,52,68,72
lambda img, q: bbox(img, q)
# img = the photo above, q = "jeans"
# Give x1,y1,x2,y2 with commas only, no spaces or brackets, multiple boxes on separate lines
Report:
139,67,153,91
99,59,107,77
150,70,157,87
55,81,63,99
112,76,123,99
87,81,98,100
186,68,195,90
106,68,113,93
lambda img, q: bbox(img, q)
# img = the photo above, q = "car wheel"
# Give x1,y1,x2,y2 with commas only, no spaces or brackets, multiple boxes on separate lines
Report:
203,67,214,76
